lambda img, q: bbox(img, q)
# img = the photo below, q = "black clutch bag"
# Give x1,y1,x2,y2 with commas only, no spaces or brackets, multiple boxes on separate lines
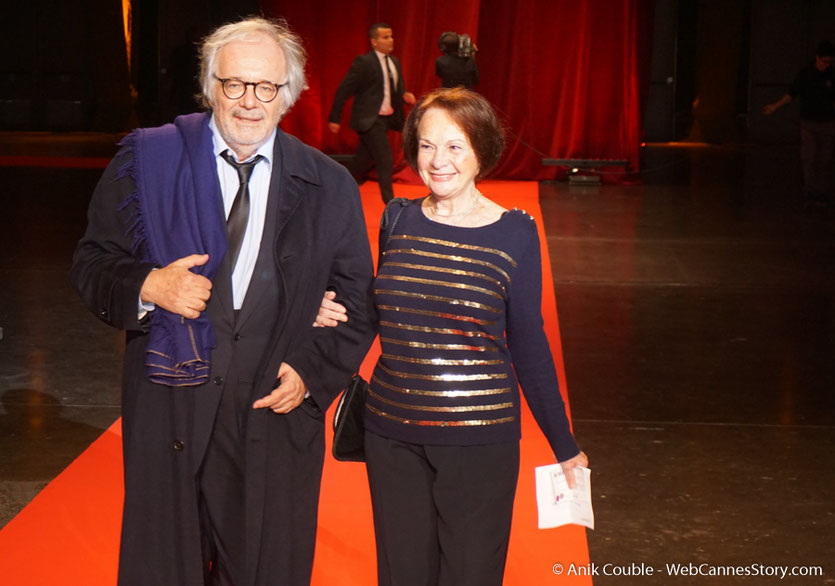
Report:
332,374,368,462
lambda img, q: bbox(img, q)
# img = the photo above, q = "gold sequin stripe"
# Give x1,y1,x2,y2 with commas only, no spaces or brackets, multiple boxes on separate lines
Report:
390,234,518,267
375,289,502,314
383,249,511,284
367,403,516,426
372,374,511,397
380,336,499,352
376,306,497,326
382,262,507,295
377,274,504,301
381,354,503,366
378,362,508,381
367,387,514,413
379,320,500,341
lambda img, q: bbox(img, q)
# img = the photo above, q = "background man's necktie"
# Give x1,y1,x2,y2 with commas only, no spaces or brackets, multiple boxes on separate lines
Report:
220,149,263,272
385,55,397,97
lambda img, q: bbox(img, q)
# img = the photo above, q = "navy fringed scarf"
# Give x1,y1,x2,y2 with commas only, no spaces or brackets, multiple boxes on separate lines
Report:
119,113,226,386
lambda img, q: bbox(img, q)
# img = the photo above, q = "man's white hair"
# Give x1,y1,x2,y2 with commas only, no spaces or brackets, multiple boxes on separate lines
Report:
198,16,307,115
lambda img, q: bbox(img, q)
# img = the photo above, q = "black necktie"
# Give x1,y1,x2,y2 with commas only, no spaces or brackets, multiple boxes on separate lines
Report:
385,55,397,96
220,149,263,272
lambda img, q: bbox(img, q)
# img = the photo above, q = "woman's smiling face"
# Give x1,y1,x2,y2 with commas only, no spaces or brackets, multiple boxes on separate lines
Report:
416,107,480,201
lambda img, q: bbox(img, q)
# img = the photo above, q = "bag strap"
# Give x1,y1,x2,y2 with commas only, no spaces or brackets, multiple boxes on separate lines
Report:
378,197,410,263
339,202,410,396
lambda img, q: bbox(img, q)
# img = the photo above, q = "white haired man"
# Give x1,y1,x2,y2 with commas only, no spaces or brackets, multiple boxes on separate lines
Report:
71,17,376,586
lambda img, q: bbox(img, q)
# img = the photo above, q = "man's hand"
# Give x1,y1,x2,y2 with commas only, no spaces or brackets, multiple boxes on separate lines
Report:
139,254,212,319
313,290,348,327
253,362,307,413
762,94,791,116
403,92,416,105
328,122,341,134
559,450,589,489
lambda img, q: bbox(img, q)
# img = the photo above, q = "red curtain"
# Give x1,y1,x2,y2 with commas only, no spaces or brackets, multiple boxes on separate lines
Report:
264,0,653,181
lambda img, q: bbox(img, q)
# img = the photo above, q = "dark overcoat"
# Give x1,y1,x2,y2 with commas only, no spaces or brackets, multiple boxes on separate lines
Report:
71,113,376,585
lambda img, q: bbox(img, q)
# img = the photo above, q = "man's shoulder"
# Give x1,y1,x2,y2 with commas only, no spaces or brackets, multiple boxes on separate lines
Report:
127,113,209,148
353,51,377,67
115,113,210,176
277,130,335,164
277,130,352,183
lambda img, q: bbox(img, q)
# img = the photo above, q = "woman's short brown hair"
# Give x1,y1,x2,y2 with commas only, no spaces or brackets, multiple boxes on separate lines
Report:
402,88,505,181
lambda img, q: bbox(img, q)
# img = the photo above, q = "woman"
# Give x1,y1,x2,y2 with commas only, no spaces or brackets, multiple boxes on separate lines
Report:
319,88,587,586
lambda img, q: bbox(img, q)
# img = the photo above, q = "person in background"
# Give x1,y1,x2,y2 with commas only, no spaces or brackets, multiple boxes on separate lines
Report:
71,16,376,586
317,87,587,586
435,31,479,89
328,22,416,203
763,40,835,208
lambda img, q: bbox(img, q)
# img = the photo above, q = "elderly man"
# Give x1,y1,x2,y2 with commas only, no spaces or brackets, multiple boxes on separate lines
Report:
328,22,416,203
71,17,376,586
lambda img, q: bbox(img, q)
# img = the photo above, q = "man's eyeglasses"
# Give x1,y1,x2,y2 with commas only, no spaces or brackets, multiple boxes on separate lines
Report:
215,76,285,103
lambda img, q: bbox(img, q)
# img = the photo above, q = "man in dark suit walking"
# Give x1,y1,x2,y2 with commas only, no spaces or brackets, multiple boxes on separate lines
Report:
328,22,416,203
71,17,376,586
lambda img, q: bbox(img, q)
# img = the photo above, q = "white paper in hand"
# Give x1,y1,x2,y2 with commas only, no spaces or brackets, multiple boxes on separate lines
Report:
535,464,594,530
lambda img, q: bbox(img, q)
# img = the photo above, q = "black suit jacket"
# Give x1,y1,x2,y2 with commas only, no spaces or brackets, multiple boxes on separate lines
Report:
70,114,376,585
329,50,407,132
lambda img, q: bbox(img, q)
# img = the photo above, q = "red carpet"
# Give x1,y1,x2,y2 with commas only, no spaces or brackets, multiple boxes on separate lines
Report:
0,180,591,585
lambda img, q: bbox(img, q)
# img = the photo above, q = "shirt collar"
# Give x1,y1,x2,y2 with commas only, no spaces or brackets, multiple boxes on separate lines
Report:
209,114,275,165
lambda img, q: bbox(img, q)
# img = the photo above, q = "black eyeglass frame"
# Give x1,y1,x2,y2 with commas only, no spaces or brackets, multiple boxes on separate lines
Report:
214,75,285,103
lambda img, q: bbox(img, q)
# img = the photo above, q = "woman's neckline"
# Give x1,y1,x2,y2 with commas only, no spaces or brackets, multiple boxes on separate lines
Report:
418,196,515,230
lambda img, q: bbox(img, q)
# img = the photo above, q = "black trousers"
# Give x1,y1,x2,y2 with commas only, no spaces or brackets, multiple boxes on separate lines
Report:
199,378,247,586
200,381,325,586
365,431,520,586
350,115,396,203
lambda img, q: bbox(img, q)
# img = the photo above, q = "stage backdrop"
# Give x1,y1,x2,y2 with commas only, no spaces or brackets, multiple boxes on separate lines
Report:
264,0,654,181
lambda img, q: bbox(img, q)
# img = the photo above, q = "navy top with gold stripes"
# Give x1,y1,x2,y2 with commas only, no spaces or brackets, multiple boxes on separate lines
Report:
365,198,580,461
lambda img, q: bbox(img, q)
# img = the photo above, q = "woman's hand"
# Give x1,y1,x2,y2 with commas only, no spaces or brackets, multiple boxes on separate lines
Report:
559,450,589,489
313,290,348,327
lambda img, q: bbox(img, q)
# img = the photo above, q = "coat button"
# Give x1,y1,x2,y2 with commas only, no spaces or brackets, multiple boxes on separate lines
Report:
233,333,241,341
214,376,223,385
173,440,184,451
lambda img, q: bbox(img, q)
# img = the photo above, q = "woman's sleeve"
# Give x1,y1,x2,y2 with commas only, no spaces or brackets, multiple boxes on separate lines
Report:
505,219,580,461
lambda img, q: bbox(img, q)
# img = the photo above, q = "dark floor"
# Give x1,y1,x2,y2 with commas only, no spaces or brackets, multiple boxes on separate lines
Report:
0,135,833,584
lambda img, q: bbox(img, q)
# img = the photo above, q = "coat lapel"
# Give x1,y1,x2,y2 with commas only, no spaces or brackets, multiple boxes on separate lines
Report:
235,132,304,330
242,130,322,585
